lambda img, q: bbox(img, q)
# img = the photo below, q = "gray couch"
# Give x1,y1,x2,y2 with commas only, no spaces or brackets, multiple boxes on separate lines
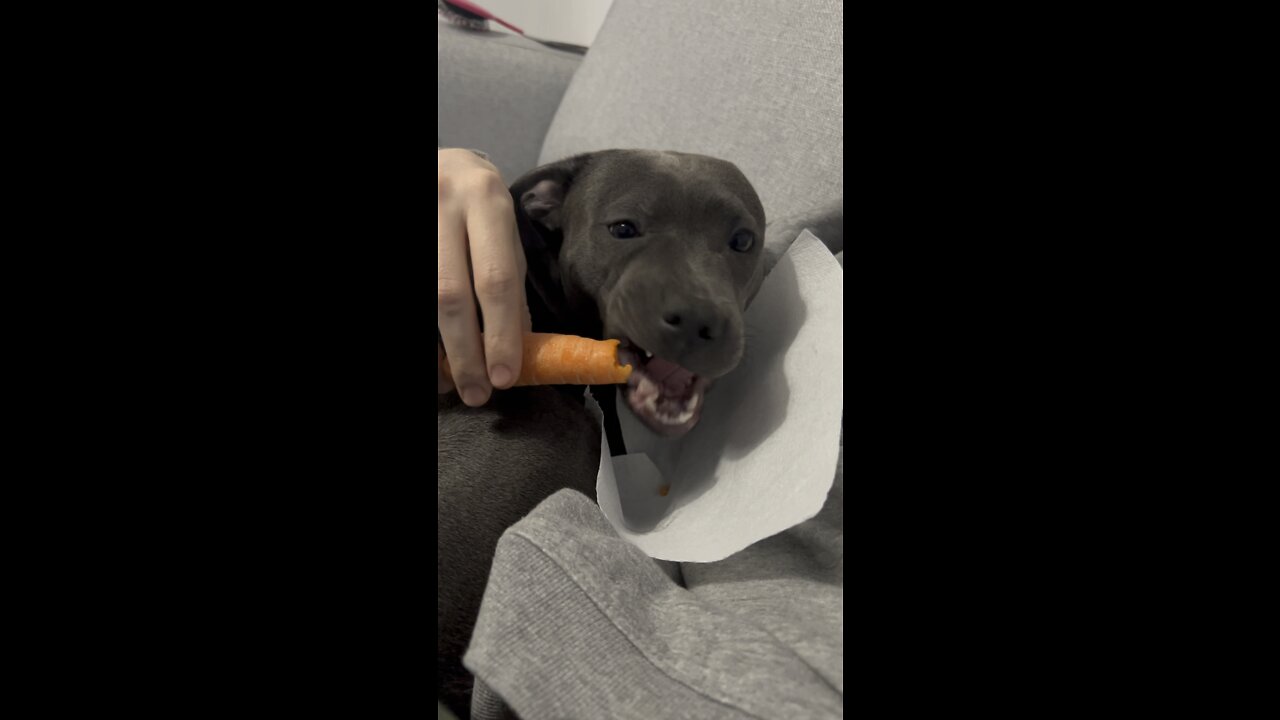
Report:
439,0,843,256
439,2,843,717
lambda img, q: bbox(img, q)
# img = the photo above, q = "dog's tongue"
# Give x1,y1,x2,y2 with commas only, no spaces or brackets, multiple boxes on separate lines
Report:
645,357,696,393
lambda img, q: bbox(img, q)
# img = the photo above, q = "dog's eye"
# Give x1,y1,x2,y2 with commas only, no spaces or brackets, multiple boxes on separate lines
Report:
729,230,755,253
608,222,640,239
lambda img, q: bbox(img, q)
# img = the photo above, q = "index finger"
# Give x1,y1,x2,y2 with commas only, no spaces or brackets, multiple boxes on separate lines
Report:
439,205,492,406
467,194,527,390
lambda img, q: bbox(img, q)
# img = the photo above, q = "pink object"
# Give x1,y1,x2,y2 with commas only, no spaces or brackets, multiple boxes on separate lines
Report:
445,0,525,35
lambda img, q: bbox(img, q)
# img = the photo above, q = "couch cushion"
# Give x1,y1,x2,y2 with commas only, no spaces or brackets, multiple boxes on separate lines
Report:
438,22,583,180
539,0,843,226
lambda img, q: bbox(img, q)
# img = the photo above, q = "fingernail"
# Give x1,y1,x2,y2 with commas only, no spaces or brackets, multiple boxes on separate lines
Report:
490,364,512,388
461,386,487,406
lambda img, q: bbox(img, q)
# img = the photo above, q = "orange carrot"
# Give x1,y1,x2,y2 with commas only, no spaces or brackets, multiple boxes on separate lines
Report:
441,333,633,386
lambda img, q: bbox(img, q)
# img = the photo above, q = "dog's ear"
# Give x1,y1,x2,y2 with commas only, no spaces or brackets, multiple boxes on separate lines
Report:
508,153,600,335
509,153,595,231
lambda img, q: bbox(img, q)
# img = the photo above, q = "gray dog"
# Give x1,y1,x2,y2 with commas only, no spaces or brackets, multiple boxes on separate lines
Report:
437,149,767,717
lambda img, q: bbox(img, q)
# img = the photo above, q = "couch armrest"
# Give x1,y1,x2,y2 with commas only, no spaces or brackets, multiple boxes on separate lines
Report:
437,22,583,181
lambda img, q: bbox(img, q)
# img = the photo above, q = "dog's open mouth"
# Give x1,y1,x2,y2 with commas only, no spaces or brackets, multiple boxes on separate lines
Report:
616,340,711,436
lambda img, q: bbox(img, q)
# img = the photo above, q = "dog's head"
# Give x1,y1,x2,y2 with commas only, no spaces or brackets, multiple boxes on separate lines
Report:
511,150,766,437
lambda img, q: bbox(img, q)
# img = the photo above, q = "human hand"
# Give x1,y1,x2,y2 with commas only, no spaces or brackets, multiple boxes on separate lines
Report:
437,149,532,406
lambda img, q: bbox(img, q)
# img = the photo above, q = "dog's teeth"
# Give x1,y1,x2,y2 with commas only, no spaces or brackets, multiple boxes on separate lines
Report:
656,407,696,425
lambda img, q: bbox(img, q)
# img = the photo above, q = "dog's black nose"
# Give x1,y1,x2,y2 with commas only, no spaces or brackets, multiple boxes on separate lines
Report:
660,306,724,344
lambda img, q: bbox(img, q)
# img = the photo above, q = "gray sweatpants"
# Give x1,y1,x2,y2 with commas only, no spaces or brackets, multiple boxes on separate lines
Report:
464,432,844,719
